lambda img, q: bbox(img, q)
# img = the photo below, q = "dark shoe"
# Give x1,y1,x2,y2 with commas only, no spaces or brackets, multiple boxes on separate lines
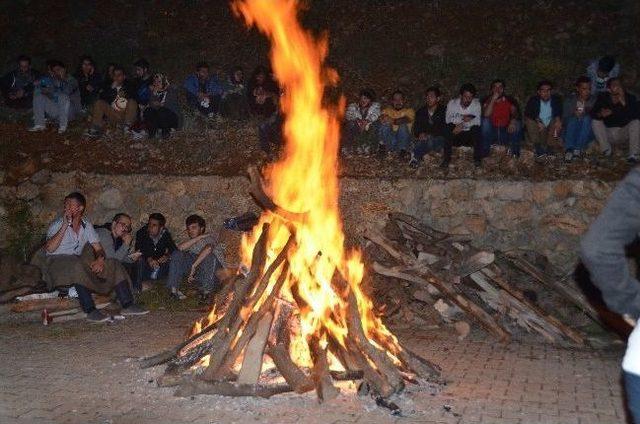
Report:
439,159,450,169
409,158,419,169
86,309,110,323
85,127,102,139
628,155,639,165
170,289,187,300
121,304,150,316
376,144,386,159
474,159,482,168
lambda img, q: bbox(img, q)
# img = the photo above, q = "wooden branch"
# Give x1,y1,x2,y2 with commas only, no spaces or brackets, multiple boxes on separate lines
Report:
308,332,339,402
0,286,38,303
373,262,511,342
364,229,416,264
175,380,293,399
11,295,111,313
237,311,274,385
248,166,308,223
457,251,494,278
266,344,314,394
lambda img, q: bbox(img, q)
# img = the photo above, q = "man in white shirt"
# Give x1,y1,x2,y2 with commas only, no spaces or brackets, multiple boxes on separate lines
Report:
445,83,482,167
42,192,147,322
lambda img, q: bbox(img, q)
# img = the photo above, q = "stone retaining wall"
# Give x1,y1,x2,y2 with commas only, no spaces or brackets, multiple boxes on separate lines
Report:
0,170,616,270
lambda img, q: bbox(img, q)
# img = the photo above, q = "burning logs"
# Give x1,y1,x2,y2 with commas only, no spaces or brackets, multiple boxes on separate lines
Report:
366,212,592,345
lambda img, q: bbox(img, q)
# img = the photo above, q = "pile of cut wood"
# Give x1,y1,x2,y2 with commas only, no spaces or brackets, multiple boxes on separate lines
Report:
364,213,601,345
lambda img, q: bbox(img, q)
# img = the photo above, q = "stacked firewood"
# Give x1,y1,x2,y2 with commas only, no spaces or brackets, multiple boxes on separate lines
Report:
364,213,600,345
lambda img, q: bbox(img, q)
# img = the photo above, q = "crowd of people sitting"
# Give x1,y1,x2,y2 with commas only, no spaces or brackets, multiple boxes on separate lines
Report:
33,191,229,322
1,54,638,166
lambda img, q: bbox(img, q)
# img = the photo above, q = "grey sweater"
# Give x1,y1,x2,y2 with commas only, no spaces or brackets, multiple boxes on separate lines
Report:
96,227,133,262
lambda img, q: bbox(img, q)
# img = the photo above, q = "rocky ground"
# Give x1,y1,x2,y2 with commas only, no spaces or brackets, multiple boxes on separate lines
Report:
0,118,633,184
0,310,630,424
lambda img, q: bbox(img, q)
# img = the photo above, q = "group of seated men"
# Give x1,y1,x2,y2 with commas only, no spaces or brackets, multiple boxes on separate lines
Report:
37,191,227,323
2,54,636,166
344,56,638,166
0,55,279,140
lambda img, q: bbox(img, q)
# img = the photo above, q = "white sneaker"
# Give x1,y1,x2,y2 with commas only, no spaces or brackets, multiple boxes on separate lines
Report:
58,126,67,134
564,151,573,162
28,125,46,132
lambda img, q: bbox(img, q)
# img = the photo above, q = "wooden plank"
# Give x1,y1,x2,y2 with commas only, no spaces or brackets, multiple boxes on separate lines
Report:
237,311,274,385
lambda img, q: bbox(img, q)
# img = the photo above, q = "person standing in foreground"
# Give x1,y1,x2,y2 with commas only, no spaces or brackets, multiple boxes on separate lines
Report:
580,167,640,422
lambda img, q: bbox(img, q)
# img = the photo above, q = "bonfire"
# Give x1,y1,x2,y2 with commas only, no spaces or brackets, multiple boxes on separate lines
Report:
143,0,440,403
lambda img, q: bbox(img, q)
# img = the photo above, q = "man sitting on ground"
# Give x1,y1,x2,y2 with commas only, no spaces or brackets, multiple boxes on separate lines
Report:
481,79,521,158
379,90,415,158
591,77,640,163
132,58,152,107
134,213,176,292
344,89,381,152
410,86,447,167
0,55,40,109
41,192,147,322
29,60,81,134
221,66,248,120
141,73,180,139
184,61,224,118
562,76,595,162
445,83,482,167
95,213,140,264
524,80,563,159
586,55,620,95
166,214,224,300
86,65,138,138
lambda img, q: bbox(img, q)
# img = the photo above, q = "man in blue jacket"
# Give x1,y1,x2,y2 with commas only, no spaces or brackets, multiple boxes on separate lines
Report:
524,80,563,158
183,62,224,117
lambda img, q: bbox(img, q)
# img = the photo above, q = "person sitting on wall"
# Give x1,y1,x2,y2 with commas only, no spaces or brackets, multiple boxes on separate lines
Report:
0,54,40,109
562,76,595,162
445,83,482,167
184,61,224,118
85,65,138,138
523,80,563,159
40,192,147,323
480,79,522,158
591,77,640,164
343,88,381,153
410,86,448,167
378,90,415,159
133,212,176,292
166,214,225,300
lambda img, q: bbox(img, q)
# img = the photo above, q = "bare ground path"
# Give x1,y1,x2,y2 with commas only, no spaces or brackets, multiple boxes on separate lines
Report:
0,311,628,424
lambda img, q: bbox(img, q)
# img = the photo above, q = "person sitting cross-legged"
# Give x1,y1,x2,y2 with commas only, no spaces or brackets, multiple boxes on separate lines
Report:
591,77,640,163
134,213,176,292
562,76,595,162
343,88,381,153
524,80,563,159
379,90,415,159
40,192,147,323
86,65,138,138
410,86,448,168
166,215,225,300
481,79,522,158
445,83,482,167
29,60,81,134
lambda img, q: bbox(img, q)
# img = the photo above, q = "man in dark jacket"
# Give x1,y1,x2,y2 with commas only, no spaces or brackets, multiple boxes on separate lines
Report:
0,55,40,109
591,78,640,163
86,65,138,138
580,167,640,423
134,212,176,291
481,79,522,158
410,86,448,167
132,58,152,106
524,80,563,158
74,55,102,109
183,62,224,117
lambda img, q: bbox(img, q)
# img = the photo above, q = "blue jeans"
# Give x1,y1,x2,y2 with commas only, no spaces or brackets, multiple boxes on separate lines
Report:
563,115,593,151
413,135,446,160
74,281,133,313
166,250,221,293
481,118,521,157
379,123,411,152
135,258,170,291
625,371,640,423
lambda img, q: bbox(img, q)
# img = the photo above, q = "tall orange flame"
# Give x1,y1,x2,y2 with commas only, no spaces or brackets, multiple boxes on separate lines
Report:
234,0,402,366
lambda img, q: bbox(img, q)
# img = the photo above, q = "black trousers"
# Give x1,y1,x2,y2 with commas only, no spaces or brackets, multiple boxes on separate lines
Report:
144,107,179,136
74,281,133,313
444,124,482,163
